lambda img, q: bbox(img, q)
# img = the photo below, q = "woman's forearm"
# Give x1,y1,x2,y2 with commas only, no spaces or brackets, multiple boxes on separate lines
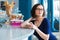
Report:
35,27,49,40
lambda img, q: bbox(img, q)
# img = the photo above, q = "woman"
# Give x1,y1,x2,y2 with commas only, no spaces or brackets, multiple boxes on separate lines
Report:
21,4,57,40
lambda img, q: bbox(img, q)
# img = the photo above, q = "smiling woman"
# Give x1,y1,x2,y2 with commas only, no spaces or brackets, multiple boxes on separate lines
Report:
21,4,57,40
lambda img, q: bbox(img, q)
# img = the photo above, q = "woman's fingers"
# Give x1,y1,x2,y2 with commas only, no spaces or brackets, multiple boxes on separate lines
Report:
26,22,37,29
30,23,37,30
21,21,37,29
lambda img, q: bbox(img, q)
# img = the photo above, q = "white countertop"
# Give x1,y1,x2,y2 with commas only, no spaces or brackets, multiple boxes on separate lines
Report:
0,24,34,40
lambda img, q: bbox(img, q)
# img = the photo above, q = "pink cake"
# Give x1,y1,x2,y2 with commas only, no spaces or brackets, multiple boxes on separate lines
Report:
10,20,24,28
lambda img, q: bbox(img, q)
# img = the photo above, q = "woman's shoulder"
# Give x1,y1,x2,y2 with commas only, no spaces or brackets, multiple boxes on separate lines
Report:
44,18,49,21
42,18,50,28
43,18,50,24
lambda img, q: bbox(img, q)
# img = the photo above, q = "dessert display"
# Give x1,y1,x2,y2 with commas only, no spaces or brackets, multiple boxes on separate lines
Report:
10,14,24,28
4,0,15,17
3,0,24,28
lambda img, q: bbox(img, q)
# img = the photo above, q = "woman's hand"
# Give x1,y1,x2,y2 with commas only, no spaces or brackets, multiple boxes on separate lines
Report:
21,17,32,28
21,22,32,29
21,22,38,29
21,17,38,29
30,22,38,30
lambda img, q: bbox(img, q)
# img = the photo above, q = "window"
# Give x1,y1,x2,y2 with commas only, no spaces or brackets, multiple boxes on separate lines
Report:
43,0,48,17
32,0,39,7
53,0,59,31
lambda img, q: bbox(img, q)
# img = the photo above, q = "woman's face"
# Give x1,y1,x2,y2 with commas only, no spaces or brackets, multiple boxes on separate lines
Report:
35,5,44,17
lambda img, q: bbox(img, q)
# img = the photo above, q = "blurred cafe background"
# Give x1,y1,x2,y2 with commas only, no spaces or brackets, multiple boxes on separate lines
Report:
0,0,60,40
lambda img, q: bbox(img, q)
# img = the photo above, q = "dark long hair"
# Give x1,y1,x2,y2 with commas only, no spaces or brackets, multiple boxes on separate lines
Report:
31,4,45,18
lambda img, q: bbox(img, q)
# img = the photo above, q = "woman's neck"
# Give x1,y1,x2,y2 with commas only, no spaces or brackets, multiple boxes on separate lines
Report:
35,16,43,21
